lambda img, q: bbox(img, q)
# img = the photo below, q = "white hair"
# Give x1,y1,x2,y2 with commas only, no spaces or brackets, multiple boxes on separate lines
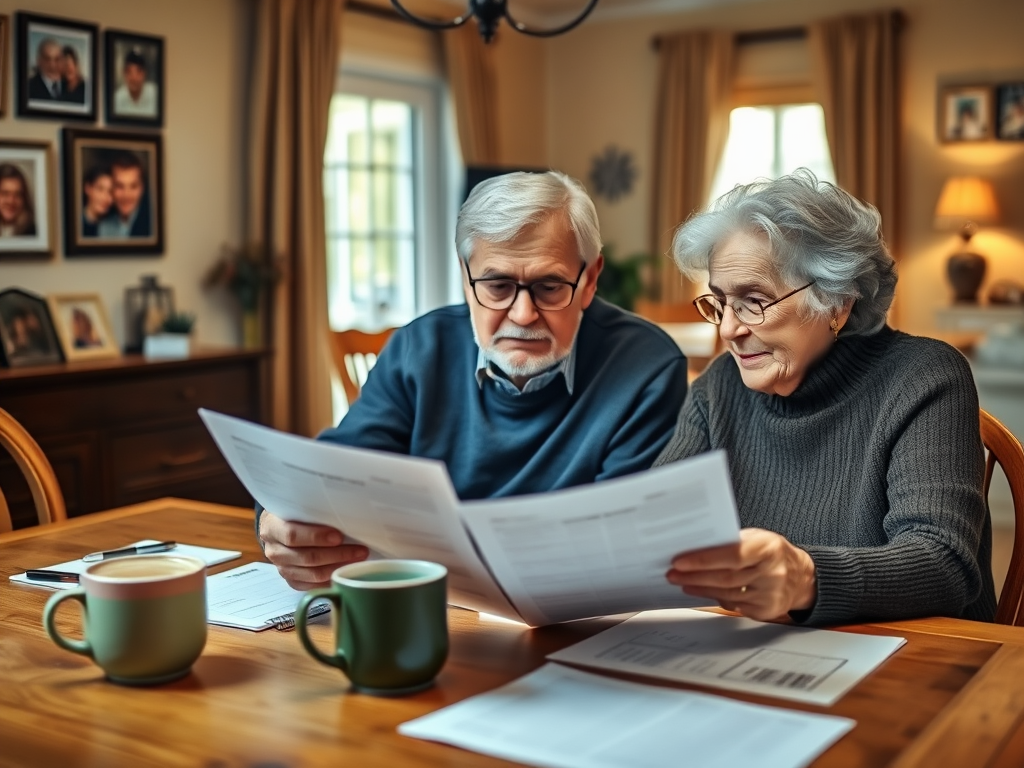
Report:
671,169,897,336
455,170,602,265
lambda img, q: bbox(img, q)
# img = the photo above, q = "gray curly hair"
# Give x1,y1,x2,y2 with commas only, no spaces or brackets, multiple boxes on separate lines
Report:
671,169,896,336
456,170,602,265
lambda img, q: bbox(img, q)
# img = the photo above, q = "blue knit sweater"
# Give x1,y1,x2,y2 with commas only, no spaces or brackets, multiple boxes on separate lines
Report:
318,298,688,499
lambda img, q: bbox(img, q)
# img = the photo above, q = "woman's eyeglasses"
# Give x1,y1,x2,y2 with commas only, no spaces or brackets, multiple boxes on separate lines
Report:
692,282,815,326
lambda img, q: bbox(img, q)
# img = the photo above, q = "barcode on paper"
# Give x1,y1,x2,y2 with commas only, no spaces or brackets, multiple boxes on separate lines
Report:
720,648,846,692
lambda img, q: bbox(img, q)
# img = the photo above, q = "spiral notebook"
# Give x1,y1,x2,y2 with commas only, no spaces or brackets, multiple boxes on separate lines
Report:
206,562,331,631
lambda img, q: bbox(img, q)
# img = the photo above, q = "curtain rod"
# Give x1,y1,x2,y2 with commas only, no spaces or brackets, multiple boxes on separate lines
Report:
347,1,407,24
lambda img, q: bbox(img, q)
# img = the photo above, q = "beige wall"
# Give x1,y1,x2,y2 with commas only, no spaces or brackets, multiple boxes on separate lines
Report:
544,0,1024,336
0,0,247,348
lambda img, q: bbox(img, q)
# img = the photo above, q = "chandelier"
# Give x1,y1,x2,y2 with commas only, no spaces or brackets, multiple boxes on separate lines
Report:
390,0,600,44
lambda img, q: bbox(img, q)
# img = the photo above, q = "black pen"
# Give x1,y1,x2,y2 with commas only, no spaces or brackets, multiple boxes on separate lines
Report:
82,541,178,562
25,570,80,584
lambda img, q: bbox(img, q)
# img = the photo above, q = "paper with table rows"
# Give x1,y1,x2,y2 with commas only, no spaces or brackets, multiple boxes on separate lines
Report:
548,609,906,706
199,409,742,627
399,663,855,768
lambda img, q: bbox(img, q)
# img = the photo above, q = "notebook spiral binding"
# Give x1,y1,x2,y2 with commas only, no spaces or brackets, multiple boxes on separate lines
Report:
265,602,332,631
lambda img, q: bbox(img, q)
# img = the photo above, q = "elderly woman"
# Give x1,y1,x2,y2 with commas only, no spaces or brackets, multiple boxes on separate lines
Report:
659,170,995,626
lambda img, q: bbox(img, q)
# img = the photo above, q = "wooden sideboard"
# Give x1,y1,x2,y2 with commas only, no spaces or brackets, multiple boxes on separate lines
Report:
0,348,269,530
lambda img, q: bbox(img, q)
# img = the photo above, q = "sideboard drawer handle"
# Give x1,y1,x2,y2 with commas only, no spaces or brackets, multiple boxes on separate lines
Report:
179,386,198,400
160,450,208,468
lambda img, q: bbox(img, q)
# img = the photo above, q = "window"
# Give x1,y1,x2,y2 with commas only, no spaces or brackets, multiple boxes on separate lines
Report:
708,104,836,204
323,74,454,333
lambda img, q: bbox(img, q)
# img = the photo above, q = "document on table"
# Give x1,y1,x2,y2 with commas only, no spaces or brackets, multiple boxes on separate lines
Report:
10,541,241,590
548,609,906,706
200,409,742,627
206,561,328,631
399,663,855,768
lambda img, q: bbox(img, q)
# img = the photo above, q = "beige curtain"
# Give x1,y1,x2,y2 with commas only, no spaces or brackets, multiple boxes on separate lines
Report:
247,0,342,436
809,11,901,254
442,23,500,165
650,31,734,304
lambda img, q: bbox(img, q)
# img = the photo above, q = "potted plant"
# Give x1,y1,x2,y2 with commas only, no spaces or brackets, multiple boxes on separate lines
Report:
203,243,283,348
596,245,657,312
143,311,196,360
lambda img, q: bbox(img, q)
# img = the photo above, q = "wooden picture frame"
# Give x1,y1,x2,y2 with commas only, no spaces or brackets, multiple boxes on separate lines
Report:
15,11,98,122
47,293,120,361
996,82,1024,141
62,128,164,256
104,29,165,127
0,15,10,117
938,85,994,142
0,140,56,260
0,287,64,368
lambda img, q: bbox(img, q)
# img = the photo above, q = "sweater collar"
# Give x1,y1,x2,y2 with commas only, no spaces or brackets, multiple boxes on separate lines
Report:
760,326,897,415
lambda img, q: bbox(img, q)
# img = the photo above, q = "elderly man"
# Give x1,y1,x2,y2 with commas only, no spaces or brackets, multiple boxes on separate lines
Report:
28,38,66,101
259,171,688,589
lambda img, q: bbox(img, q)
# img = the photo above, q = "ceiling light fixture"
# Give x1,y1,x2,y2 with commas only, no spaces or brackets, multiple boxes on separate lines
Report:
390,0,599,44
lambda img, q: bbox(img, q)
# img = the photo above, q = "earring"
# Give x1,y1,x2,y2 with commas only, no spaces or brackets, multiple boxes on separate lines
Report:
830,318,840,341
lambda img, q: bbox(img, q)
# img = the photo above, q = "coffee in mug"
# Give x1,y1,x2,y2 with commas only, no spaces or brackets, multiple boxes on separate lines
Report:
43,554,207,685
295,559,448,695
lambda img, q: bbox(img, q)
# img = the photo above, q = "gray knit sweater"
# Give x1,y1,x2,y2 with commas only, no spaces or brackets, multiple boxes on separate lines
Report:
655,326,996,626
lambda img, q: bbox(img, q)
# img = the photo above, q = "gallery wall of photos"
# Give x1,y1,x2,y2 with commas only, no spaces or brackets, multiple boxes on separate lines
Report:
0,10,165,367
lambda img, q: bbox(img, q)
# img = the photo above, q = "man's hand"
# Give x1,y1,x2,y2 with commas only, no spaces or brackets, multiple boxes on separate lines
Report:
666,528,817,622
259,510,369,590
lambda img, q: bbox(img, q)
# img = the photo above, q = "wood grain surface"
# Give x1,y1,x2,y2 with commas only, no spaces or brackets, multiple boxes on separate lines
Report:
2,499,1024,768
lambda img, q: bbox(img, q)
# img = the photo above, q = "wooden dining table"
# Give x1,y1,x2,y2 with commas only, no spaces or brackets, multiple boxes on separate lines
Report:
3,498,1024,768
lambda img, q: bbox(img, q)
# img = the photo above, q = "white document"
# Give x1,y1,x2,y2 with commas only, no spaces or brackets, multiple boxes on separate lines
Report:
206,561,329,631
10,541,241,591
199,408,520,622
460,453,740,626
399,663,855,768
548,609,906,706
200,409,742,627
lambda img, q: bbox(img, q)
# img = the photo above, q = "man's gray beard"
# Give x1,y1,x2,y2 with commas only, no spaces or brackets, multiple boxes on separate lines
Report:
473,321,577,380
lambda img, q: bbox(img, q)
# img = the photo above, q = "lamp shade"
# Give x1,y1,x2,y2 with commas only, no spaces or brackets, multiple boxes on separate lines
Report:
934,176,1000,230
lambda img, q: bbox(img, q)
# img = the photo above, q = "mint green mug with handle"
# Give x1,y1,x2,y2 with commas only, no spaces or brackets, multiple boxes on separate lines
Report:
43,554,207,685
295,559,448,695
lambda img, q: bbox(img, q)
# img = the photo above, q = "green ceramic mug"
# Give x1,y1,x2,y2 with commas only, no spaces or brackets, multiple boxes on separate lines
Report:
43,554,207,686
296,559,448,696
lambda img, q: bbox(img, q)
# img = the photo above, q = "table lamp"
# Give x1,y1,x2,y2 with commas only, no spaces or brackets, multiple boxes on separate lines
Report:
934,176,1000,303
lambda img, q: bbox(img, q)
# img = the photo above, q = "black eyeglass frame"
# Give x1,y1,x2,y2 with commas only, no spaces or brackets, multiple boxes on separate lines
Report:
464,260,588,312
692,281,816,326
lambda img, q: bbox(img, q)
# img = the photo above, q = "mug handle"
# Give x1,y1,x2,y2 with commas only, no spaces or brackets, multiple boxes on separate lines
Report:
42,589,93,658
295,589,347,673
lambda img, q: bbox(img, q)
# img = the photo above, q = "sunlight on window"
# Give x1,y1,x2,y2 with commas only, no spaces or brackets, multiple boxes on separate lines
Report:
708,104,835,205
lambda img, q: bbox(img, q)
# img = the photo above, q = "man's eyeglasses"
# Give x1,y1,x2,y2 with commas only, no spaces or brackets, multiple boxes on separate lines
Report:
465,261,587,312
692,282,815,326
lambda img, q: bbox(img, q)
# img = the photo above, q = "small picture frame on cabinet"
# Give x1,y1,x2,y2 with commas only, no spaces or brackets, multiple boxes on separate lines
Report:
0,287,64,368
47,292,120,361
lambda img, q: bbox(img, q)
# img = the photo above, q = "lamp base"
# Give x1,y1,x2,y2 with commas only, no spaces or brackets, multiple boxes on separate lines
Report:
947,251,987,303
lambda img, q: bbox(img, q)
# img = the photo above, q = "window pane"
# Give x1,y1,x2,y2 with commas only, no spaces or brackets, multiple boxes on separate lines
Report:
371,100,413,169
325,95,368,164
347,169,371,234
779,104,836,184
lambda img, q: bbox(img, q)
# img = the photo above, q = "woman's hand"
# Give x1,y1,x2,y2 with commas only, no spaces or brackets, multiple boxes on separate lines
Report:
259,510,369,590
666,528,817,622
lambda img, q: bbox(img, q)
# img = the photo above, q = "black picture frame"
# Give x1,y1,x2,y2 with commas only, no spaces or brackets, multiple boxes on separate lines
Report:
104,29,165,127
0,15,10,118
996,82,1024,141
62,128,165,257
15,11,97,122
0,287,64,368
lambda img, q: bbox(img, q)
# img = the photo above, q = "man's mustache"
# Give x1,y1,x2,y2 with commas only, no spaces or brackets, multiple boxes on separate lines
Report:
492,326,551,342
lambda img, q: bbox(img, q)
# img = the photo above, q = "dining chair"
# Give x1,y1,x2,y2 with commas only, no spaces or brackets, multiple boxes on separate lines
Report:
982,408,1024,626
328,328,396,405
0,406,67,533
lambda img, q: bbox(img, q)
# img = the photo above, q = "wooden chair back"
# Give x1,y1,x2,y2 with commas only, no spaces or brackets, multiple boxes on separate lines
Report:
0,407,67,533
328,328,396,405
982,409,1024,626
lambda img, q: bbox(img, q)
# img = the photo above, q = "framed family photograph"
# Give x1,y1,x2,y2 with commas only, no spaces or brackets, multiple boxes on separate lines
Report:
62,128,164,256
105,30,164,127
0,15,9,117
938,85,993,142
0,140,55,260
997,82,1024,141
0,287,64,368
47,293,119,361
15,11,97,121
